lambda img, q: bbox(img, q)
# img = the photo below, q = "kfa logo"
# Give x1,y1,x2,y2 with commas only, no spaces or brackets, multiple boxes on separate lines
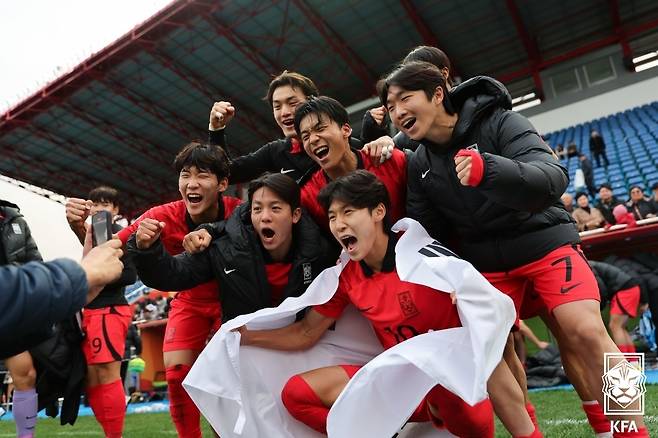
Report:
602,352,646,433
418,240,459,259
302,263,312,284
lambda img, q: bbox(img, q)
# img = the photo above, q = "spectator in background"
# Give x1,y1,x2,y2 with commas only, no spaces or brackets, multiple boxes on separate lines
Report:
560,193,574,213
566,142,579,158
1,200,43,438
578,154,597,198
626,185,657,220
554,144,567,160
589,261,642,353
650,182,658,211
611,204,638,229
595,183,623,224
589,130,609,168
572,192,605,231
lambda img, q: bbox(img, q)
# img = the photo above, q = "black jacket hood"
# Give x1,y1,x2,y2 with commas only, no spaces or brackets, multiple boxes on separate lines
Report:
449,76,512,144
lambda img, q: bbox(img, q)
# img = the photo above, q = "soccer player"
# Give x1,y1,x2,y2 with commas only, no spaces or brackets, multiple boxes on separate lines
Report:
382,61,647,437
361,45,453,149
128,173,334,323
236,171,541,438
65,186,137,438
209,71,369,185
90,143,239,438
293,96,407,231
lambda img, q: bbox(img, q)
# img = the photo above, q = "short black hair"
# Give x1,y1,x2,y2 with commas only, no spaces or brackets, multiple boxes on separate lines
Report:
598,183,612,191
377,61,453,114
89,186,120,207
403,46,452,86
318,170,390,215
294,96,349,137
575,191,588,201
651,181,658,191
264,71,319,106
173,141,230,180
248,173,300,211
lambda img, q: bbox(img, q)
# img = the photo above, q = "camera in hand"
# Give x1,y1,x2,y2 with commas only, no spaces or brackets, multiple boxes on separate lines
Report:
91,211,113,247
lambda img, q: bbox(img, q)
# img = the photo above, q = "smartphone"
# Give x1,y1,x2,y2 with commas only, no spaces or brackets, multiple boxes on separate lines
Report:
91,211,113,247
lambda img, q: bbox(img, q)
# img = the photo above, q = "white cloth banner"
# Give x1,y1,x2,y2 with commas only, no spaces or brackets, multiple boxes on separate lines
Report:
184,218,516,438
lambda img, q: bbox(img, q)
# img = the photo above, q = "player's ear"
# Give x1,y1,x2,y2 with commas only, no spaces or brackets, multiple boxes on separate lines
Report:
218,177,229,192
292,207,302,224
373,203,386,223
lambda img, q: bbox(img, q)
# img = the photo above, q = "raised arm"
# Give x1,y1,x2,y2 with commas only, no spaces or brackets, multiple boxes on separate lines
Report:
239,309,336,351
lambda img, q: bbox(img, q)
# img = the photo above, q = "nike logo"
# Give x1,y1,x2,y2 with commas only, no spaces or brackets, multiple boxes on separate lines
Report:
224,267,236,274
280,168,295,174
357,306,374,312
560,282,582,294
421,169,430,179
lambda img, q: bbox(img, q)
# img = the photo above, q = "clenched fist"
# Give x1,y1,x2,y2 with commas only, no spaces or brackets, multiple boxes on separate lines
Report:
182,229,212,254
369,105,387,127
135,219,166,250
209,101,236,130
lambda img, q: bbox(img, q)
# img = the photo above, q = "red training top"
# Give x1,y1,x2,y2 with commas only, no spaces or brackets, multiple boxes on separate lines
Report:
314,235,461,349
300,148,407,231
118,196,242,302
265,262,292,307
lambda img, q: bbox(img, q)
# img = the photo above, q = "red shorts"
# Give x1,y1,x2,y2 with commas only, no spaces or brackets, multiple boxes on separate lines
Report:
163,295,221,352
82,305,132,364
610,285,640,318
484,244,600,321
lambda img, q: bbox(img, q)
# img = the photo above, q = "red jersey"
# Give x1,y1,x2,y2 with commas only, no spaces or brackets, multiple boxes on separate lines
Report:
300,149,407,230
265,262,292,307
118,196,242,301
314,236,461,349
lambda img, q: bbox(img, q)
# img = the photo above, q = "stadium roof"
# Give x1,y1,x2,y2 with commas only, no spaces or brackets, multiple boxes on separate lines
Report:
2,0,658,216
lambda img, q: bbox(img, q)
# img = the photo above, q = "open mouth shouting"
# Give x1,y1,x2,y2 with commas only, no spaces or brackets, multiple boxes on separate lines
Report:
281,118,294,129
401,117,416,131
339,234,358,254
187,193,203,205
260,226,276,245
312,145,330,161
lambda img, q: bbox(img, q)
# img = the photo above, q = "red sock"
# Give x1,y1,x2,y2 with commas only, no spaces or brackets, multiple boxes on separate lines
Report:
281,374,328,433
582,401,611,434
87,379,125,438
614,427,649,437
426,386,494,438
618,345,628,353
625,344,636,353
526,402,539,429
515,425,544,438
166,365,201,438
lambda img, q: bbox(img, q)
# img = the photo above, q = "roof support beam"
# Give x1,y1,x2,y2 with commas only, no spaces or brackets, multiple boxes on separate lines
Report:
26,127,169,201
96,75,198,140
140,45,278,141
399,0,461,78
505,0,544,99
608,0,633,68
498,16,658,84
291,0,375,92
63,102,173,169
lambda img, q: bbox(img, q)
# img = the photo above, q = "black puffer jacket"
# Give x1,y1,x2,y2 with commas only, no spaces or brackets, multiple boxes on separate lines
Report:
0,200,42,265
129,203,334,322
589,260,638,307
407,76,577,272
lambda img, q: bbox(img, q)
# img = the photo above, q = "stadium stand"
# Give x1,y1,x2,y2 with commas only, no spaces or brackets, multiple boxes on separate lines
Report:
548,101,658,198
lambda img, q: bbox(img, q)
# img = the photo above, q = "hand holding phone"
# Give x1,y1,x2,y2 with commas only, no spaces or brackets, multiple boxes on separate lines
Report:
91,211,113,247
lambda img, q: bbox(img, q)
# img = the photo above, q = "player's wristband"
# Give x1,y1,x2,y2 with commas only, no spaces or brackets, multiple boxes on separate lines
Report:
455,149,485,187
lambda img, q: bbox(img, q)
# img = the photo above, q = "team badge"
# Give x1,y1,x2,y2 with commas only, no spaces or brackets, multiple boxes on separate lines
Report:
397,291,419,318
302,263,312,284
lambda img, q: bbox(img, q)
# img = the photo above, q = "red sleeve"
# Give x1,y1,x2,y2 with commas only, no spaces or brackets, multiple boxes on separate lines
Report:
223,196,243,219
117,204,167,244
313,278,351,319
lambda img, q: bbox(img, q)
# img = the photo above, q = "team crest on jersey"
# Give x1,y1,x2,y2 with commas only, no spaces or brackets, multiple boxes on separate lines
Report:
397,291,419,318
302,263,312,284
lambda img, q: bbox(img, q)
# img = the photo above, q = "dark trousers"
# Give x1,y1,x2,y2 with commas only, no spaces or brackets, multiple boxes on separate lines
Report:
592,151,609,168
